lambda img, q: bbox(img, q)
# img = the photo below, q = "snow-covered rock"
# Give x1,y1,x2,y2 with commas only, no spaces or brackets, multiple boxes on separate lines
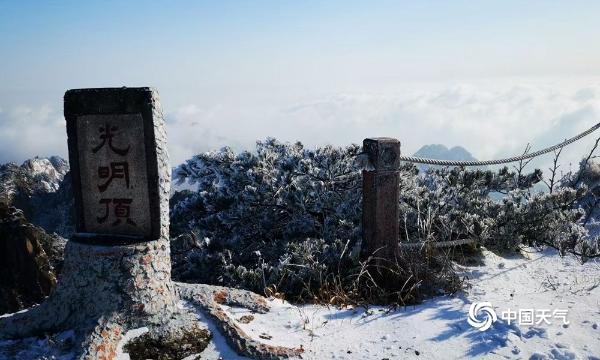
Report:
0,156,69,203
0,156,74,238
21,156,68,193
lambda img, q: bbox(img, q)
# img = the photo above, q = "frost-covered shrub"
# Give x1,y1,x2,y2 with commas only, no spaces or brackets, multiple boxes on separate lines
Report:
554,157,600,257
564,159,600,225
170,138,599,303
171,138,365,300
480,188,589,252
401,163,598,259
398,165,542,247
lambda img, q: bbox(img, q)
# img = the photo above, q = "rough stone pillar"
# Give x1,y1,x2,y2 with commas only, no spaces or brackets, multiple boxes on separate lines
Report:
362,138,400,266
0,88,177,358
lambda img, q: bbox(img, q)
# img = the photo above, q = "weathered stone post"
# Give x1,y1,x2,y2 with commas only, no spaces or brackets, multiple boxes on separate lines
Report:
362,137,400,268
0,88,177,358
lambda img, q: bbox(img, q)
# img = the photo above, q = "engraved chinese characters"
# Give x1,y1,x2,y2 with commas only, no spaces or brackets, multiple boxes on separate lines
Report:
76,114,152,237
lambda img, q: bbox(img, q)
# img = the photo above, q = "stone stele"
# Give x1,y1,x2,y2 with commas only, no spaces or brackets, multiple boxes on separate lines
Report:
0,88,304,360
0,88,177,358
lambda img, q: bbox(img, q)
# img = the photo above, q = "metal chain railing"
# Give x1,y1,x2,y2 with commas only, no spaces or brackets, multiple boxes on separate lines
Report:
395,121,600,249
399,121,600,167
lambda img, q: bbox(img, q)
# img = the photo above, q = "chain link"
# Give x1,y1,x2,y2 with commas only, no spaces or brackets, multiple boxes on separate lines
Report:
399,122,600,167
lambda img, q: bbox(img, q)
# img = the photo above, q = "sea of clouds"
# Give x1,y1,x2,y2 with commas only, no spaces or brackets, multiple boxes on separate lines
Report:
2,79,600,176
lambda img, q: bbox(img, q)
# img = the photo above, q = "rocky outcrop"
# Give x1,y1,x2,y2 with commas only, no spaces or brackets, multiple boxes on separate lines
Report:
0,203,59,315
123,317,212,360
32,172,75,238
0,157,68,206
0,157,74,238
178,282,305,359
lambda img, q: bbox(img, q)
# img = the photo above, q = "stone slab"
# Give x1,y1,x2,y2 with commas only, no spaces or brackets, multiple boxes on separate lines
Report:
64,87,170,244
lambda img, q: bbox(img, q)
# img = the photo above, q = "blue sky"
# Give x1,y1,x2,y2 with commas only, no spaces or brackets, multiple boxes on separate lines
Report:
1,1,600,168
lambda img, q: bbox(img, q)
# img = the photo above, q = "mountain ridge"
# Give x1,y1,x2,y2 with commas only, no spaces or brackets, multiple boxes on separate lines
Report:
412,144,477,161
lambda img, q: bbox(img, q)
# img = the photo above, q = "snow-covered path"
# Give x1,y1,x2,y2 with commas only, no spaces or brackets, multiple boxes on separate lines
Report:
197,248,600,360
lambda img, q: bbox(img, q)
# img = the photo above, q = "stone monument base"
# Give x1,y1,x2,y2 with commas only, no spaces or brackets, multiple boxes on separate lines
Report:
0,238,178,358
0,239,304,359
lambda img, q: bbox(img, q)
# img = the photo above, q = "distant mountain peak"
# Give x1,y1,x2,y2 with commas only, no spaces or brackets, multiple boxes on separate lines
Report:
413,144,477,162
21,157,68,187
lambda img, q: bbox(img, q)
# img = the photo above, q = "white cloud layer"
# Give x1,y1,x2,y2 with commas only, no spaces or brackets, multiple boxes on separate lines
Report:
0,105,67,164
165,79,600,174
3,79,600,179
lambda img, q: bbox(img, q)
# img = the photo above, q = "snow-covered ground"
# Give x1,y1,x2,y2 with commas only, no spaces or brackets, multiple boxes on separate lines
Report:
3,248,599,359
194,248,600,360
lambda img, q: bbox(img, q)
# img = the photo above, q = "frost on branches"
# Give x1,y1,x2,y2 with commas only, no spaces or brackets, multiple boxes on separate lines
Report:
170,138,600,303
172,138,363,299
